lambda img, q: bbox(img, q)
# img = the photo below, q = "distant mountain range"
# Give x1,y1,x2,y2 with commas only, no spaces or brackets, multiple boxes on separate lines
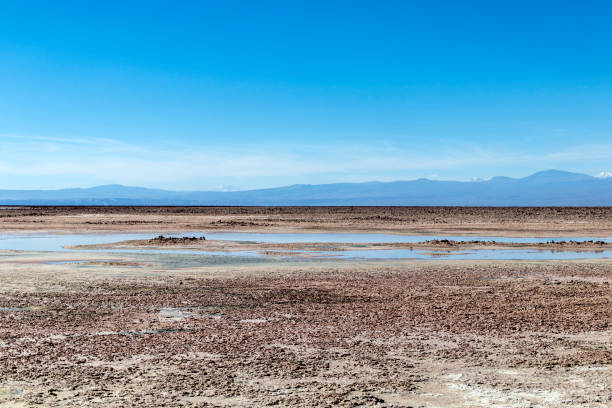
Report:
1,170,611,206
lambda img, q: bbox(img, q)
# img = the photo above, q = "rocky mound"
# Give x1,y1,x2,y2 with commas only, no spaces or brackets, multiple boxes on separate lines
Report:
148,235,206,244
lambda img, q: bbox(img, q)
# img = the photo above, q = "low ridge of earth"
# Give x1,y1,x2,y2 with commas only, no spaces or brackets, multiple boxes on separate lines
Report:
2,206,612,236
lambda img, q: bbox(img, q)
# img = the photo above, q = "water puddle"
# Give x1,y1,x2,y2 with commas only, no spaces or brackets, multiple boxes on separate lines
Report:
0,232,611,261
114,328,194,336
329,248,612,260
45,260,89,265
0,233,154,252
44,259,116,265
200,232,612,245
0,307,30,312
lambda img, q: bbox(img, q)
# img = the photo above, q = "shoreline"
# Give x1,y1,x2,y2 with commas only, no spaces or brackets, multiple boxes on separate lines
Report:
67,237,612,253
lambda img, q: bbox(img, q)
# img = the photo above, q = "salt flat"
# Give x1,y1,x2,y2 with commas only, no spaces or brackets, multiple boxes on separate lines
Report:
0,207,610,407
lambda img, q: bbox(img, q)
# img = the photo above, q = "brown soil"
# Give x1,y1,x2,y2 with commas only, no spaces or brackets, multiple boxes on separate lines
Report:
2,206,612,236
0,207,611,407
0,257,610,407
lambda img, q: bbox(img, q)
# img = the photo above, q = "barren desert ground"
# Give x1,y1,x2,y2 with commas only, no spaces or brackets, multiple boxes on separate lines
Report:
0,207,610,407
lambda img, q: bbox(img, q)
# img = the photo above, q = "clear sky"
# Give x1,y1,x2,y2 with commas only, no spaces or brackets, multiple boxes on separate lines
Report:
1,1,611,190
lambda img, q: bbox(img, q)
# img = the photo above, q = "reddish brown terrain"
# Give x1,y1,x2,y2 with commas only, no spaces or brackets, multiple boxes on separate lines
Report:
2,206,612,236
0,207,610,407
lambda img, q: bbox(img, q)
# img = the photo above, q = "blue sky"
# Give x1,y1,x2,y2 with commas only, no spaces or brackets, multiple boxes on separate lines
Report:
1,1,611,190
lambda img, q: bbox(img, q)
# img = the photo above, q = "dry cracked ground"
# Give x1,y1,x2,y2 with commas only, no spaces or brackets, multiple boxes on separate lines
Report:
0,257,610,407
0,207,610,407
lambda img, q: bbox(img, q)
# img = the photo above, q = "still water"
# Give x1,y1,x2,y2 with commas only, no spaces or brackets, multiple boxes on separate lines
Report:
0,232,611,260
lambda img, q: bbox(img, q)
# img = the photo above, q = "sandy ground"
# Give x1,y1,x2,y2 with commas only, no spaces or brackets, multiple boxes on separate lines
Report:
0,207,611,407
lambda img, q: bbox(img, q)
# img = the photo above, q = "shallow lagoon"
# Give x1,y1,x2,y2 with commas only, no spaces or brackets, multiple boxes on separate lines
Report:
1,232,611,261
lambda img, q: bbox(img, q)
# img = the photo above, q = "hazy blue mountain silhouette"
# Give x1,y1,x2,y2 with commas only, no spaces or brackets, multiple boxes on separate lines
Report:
1,170,611,205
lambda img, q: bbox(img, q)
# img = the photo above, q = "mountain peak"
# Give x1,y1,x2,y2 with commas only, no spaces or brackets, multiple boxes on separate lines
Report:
1,170,610,205
521,169,593,183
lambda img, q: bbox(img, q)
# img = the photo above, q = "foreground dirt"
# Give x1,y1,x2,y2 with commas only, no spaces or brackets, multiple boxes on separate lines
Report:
0,256,610,407
1,207,610,406
3,206,612,236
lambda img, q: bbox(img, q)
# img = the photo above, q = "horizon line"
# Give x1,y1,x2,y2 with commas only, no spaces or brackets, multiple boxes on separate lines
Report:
1,169,611,192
